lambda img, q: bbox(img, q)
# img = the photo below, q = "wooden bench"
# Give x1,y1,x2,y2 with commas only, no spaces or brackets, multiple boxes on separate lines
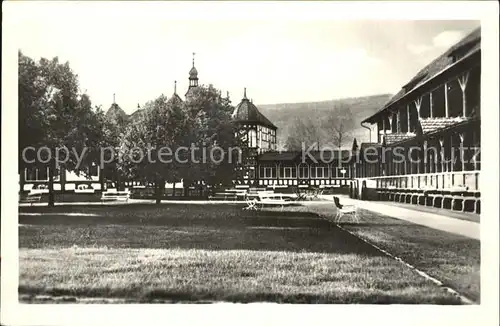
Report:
208,193,238,201
20,193,42,206
101,191,130,202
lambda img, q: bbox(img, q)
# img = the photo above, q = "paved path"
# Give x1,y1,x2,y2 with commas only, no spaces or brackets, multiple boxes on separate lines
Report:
323,195,480,240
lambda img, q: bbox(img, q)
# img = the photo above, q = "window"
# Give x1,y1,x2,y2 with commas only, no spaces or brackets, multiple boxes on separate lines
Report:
310,165,327,179
248,130,257,148
331,165,338,178
298,164,309,179
25,167,49,181
259,166,276,178
280,166,296,179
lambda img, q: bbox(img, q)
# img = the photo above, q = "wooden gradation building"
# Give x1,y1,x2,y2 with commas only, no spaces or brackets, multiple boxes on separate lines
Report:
351,27,481,214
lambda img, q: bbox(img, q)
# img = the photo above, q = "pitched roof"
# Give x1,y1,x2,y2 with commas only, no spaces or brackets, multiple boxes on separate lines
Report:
303,150,352,162
363,27,481,124
258,151,301,161
167,93,184,105
384,133,415,145
232,98,277,129
419,117,468,134
258,149,352,162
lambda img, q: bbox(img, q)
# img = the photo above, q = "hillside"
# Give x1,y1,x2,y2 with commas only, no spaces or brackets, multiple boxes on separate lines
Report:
257,94,392,147
105,93,393,148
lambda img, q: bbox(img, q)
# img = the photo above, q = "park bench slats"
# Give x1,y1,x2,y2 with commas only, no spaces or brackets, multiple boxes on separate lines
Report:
101,191,130,202
19,193,42,206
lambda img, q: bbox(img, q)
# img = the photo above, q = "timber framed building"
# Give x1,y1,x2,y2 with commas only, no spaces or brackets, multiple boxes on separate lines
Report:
351,27,481,214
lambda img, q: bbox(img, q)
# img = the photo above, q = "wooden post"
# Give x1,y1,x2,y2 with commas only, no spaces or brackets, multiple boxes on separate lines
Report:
444,83,449,118
459,132,465,172
61,167,66,193
388,113,393,133
429,91,433,118
405,147,409,175
473,131,479,171
449,134,454,172
415,98,422,119
407,105,411,133
423,141,428,173
396,110,400,133
439,138,445,173
458,72,469,118
20,168,26,193
434,140,439,173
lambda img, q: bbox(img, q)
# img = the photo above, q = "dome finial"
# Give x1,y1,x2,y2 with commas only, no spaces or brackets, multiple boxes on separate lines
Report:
192,52,195,67
174,80,177,94
113,93,116,104
243,87,247,99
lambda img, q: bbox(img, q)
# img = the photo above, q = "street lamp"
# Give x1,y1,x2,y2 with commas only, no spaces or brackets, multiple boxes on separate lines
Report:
340,168,346,178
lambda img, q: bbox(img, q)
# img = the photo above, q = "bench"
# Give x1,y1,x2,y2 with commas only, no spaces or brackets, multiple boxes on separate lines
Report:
101,191,130,202
208,193,238,201
20,193,42,206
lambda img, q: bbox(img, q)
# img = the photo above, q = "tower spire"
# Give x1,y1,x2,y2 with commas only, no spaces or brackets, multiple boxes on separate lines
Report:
113,93,116,104
192,52,195,67
174,80,177,94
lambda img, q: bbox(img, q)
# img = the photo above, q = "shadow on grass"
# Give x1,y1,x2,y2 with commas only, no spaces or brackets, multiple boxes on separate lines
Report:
19,204,385,256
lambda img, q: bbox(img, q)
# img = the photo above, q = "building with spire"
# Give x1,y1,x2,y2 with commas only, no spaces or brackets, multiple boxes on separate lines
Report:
185,52,199,99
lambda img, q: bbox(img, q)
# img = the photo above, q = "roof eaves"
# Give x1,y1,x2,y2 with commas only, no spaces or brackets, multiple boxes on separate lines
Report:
362,45,480,124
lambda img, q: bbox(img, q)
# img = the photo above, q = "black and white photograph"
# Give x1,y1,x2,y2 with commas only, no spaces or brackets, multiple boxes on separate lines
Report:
1,1,499,325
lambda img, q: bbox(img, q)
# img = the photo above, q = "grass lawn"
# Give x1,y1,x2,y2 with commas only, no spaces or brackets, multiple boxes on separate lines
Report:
296,202,480,302
18,203,475,304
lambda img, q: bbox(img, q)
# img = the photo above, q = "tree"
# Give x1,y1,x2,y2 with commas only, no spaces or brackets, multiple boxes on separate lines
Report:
322,104,355,149
118,94,192,203
184,85,239,192
19,52,102,206
285,116,321,151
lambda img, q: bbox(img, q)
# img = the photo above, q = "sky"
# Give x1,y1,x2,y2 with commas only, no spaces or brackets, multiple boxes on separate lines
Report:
11,2,480,114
